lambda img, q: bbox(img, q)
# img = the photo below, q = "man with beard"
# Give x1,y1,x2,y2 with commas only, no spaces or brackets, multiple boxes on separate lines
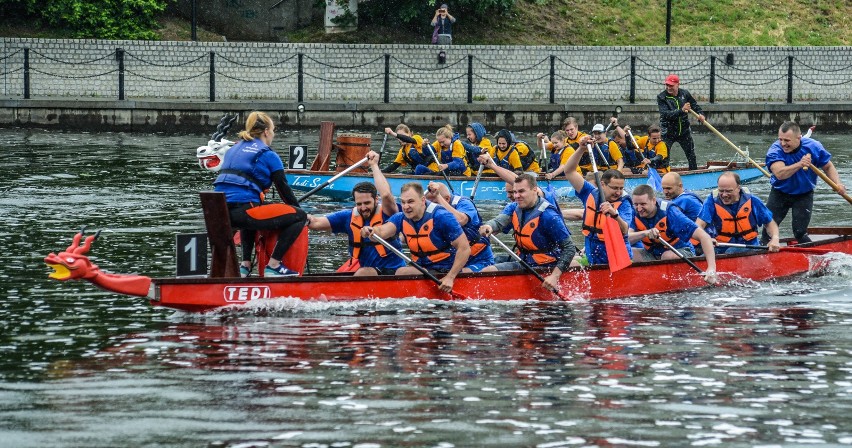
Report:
307,150,405,276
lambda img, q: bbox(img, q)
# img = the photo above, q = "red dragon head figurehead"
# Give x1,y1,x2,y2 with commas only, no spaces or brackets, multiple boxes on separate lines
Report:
44,230,101,281
45,230,153,297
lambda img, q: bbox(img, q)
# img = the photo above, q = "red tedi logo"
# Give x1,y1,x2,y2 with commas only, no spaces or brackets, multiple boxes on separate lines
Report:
223,286,271,302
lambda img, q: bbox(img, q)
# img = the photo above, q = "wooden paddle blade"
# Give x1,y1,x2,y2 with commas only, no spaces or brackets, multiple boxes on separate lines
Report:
603,216,632,272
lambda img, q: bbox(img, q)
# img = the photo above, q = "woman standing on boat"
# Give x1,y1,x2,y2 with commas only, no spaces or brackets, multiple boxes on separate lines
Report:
213,111,307,277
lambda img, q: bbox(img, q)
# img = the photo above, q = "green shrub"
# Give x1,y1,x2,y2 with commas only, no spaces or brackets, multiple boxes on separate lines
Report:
5,0,169,40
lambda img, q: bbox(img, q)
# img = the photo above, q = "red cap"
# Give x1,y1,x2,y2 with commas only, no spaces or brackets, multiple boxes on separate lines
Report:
665,74,680,85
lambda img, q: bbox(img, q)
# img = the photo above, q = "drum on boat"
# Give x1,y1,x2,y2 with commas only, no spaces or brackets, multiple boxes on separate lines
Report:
335,133,371,173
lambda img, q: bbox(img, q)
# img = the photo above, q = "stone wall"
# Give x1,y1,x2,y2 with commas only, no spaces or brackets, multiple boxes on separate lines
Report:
2,38,851,103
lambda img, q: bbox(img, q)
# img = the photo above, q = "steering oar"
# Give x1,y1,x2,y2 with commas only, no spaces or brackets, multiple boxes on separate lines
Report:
688,109,770,177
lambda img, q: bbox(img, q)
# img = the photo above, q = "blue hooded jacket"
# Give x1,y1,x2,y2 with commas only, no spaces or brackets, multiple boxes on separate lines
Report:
462,122,488,170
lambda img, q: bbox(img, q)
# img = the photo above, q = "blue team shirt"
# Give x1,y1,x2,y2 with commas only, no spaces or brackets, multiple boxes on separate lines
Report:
576,181,634,265
698,193,773,248
630,202,698,258
499,198,570,267
326,208,406,271
766,137,832,195
387,203,464,271
672,191,703,222
450,195,494,267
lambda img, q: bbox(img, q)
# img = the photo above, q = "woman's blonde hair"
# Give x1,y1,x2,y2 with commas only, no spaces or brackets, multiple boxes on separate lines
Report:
550,130,568,141
396,124,411,135
237,111,273,141
436,124,454,139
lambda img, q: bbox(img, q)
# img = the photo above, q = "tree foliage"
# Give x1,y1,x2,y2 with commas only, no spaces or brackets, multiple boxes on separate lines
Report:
3,0,169,40
356,0,514,30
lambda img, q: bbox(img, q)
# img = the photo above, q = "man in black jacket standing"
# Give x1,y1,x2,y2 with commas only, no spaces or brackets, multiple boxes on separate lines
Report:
657,74,705,171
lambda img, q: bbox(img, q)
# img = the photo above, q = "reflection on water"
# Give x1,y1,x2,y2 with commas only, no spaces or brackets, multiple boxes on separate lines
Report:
1,128,852,447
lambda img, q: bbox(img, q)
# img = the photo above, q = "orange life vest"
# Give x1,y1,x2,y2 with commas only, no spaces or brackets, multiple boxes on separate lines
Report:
714,195,758,243
582,193,623,241
401,203,452,264
511,200,557,265
349,206,388,260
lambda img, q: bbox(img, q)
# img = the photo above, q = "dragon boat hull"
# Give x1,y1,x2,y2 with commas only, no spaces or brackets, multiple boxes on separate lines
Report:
286,161,764,202
151,234,852,313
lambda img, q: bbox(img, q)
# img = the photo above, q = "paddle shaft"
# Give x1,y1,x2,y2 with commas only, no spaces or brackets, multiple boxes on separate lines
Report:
689,109,771,177
588,143,632,272
541,137,550,173
808,164,852,205
470,161,485,200
297,156,370,202
657,238,704,274
369,234,444,285
489,234,567,300
427,143,455,194
377,133,388,164
594,142,611,167
604,107,621,133
626,129,650,169
588,144,605,202
626,129,641,152
715,242,832,254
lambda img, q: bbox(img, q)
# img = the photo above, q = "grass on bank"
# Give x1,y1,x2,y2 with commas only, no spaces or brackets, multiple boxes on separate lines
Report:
288,0,852,46
1,0,850,46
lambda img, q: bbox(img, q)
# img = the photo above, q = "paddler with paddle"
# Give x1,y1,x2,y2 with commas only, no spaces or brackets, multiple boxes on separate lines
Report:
619,124,669,175
762,121,846,245
477,173,575,293
306,150,405,276
425,181,495,272
562,139,634,268
360,182,471,293
696,172,781,254
381,124,430,174
628,184,718,284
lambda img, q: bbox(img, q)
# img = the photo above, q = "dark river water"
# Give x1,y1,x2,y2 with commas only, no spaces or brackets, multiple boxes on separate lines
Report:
2,127,852,447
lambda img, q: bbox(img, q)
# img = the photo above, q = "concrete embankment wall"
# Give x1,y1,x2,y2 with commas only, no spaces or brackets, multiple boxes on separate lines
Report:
2,99,851,134
1,38,851,132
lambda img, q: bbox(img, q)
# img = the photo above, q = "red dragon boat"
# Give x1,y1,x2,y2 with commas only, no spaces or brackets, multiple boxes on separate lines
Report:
44,220,852,313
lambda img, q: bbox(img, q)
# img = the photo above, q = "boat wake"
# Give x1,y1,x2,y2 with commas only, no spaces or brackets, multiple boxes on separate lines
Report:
170,295,541,318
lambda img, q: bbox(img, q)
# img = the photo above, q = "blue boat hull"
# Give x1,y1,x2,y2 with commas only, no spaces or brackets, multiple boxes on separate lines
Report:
287,162,765,202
